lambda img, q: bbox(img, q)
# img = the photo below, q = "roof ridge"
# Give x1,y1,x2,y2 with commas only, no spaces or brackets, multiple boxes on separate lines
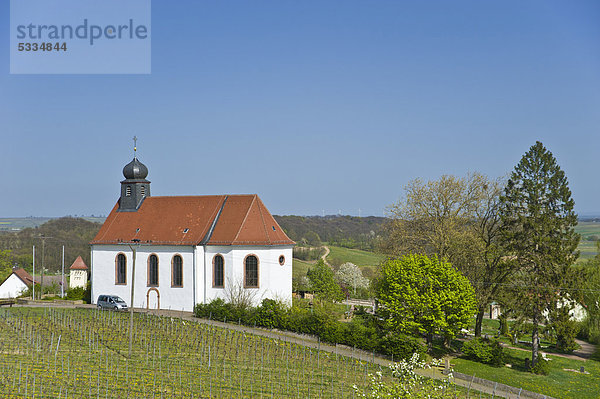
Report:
94,201,121,243
192,195,227,245
201,196,228,245
256,195,271,245
232,195,256,244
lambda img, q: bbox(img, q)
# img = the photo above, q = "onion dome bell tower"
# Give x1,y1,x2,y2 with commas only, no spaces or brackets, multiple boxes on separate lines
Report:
119,137,151,212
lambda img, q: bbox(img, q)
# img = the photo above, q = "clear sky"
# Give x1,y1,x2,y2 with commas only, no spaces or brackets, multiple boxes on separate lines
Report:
1,1,599,217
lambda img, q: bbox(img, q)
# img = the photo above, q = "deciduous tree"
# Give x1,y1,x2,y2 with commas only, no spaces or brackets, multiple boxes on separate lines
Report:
376,254,476,348
383,173,514,336
335,262,369,295
307,259,344,302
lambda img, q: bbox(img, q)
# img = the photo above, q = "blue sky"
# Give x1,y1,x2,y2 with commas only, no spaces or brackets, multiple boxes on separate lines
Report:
1,1,599,217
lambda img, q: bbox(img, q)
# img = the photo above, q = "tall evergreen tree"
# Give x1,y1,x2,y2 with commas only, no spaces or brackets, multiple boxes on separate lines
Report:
499,141,580,367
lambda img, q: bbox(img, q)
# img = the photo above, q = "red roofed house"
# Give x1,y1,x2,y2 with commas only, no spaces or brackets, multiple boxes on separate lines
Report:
69,256,89,289
90,153,294,311
0,267,36,299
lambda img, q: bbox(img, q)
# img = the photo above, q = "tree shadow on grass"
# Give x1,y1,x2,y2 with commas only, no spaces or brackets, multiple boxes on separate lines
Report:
502,352,530,372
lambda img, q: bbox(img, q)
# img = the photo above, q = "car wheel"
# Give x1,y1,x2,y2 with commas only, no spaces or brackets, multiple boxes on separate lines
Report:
113,306,118,310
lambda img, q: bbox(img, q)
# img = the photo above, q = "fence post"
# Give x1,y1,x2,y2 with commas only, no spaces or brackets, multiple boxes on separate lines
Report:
467,374,474,397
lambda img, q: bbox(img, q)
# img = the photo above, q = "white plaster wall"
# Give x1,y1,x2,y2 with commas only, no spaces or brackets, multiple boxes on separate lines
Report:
69,270,88,289
202,245,293,306
91,245,196,311
0,274,28,299
91,244,293,311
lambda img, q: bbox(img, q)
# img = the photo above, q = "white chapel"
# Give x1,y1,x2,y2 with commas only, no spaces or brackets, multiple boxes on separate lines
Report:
90,151,294,311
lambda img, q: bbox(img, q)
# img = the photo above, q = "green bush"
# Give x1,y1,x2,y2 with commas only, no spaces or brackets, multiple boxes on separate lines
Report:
378,333,425,359
461,337,504,366
65,282,91,303
551,307,580,352
254,299,286,329
530,357,551,375
194,297,423,361
194,298,241,322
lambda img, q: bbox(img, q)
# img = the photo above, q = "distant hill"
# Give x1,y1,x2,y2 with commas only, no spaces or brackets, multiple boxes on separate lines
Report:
0,216,106,231
274,215,387,250
0,217,102,273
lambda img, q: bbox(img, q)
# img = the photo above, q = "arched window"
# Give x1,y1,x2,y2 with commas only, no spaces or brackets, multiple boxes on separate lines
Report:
148,254,159,286
213,255,224,288
172,255,183,287
244,255,259,288
116,253,126,284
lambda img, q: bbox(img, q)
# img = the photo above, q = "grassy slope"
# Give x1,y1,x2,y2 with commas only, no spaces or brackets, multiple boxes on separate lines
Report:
453,348,600,399
325,245,386,267
292,258,314,279
575,222,600,262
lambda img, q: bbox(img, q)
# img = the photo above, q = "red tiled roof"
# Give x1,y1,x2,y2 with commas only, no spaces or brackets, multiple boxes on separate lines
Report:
10,268,36,287
70,256,88,270
90,194,294,246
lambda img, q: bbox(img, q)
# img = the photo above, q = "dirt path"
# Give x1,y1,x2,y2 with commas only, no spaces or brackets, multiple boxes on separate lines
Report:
321,245,331,266
573,339,596,359
499,338,595,362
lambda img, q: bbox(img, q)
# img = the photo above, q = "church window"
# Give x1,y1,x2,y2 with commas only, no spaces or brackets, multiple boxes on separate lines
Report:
244,255,259,288
126,186,131,196
116,253,126,284
172,255,183,287
279,255,285,266
148,254,159,286
141,185,146,196
213,255,224,288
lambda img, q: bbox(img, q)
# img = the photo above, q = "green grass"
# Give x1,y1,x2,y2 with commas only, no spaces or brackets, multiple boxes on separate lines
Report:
453,347,600,399
292,258,315,279
575,222,600,262
325,245,386,267
468,317,500,336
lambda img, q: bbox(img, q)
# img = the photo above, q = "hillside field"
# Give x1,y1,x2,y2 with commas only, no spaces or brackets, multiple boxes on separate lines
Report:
575,222,600,262
0,307,384,398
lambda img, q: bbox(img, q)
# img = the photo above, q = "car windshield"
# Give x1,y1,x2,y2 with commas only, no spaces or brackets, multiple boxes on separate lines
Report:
114,297,126,303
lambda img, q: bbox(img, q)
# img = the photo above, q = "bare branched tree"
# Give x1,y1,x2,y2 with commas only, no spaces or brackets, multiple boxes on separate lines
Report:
224,276,260,309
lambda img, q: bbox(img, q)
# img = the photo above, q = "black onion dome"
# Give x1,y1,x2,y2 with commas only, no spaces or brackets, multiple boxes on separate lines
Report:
122,157,149,180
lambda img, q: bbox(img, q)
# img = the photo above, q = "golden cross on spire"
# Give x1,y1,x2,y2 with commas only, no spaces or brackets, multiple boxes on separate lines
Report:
133,135,138,157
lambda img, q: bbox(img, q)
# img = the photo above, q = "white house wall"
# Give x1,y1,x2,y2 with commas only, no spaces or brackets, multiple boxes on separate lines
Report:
91,245,195,312
0,274,28,299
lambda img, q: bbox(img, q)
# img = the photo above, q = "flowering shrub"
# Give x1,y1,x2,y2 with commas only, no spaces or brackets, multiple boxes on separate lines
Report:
353,353,454,398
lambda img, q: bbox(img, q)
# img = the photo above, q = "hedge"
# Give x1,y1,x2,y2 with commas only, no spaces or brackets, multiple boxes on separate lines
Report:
194,298,425,360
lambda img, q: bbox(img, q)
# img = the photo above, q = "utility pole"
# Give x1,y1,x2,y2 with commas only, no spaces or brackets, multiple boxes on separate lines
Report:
41,237,45,299
61,245,65,298
37,235,53,299
128,239,140,358
32,245,35,300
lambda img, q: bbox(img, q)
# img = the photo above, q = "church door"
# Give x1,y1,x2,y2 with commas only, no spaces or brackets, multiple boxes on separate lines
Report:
146,288,160,310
